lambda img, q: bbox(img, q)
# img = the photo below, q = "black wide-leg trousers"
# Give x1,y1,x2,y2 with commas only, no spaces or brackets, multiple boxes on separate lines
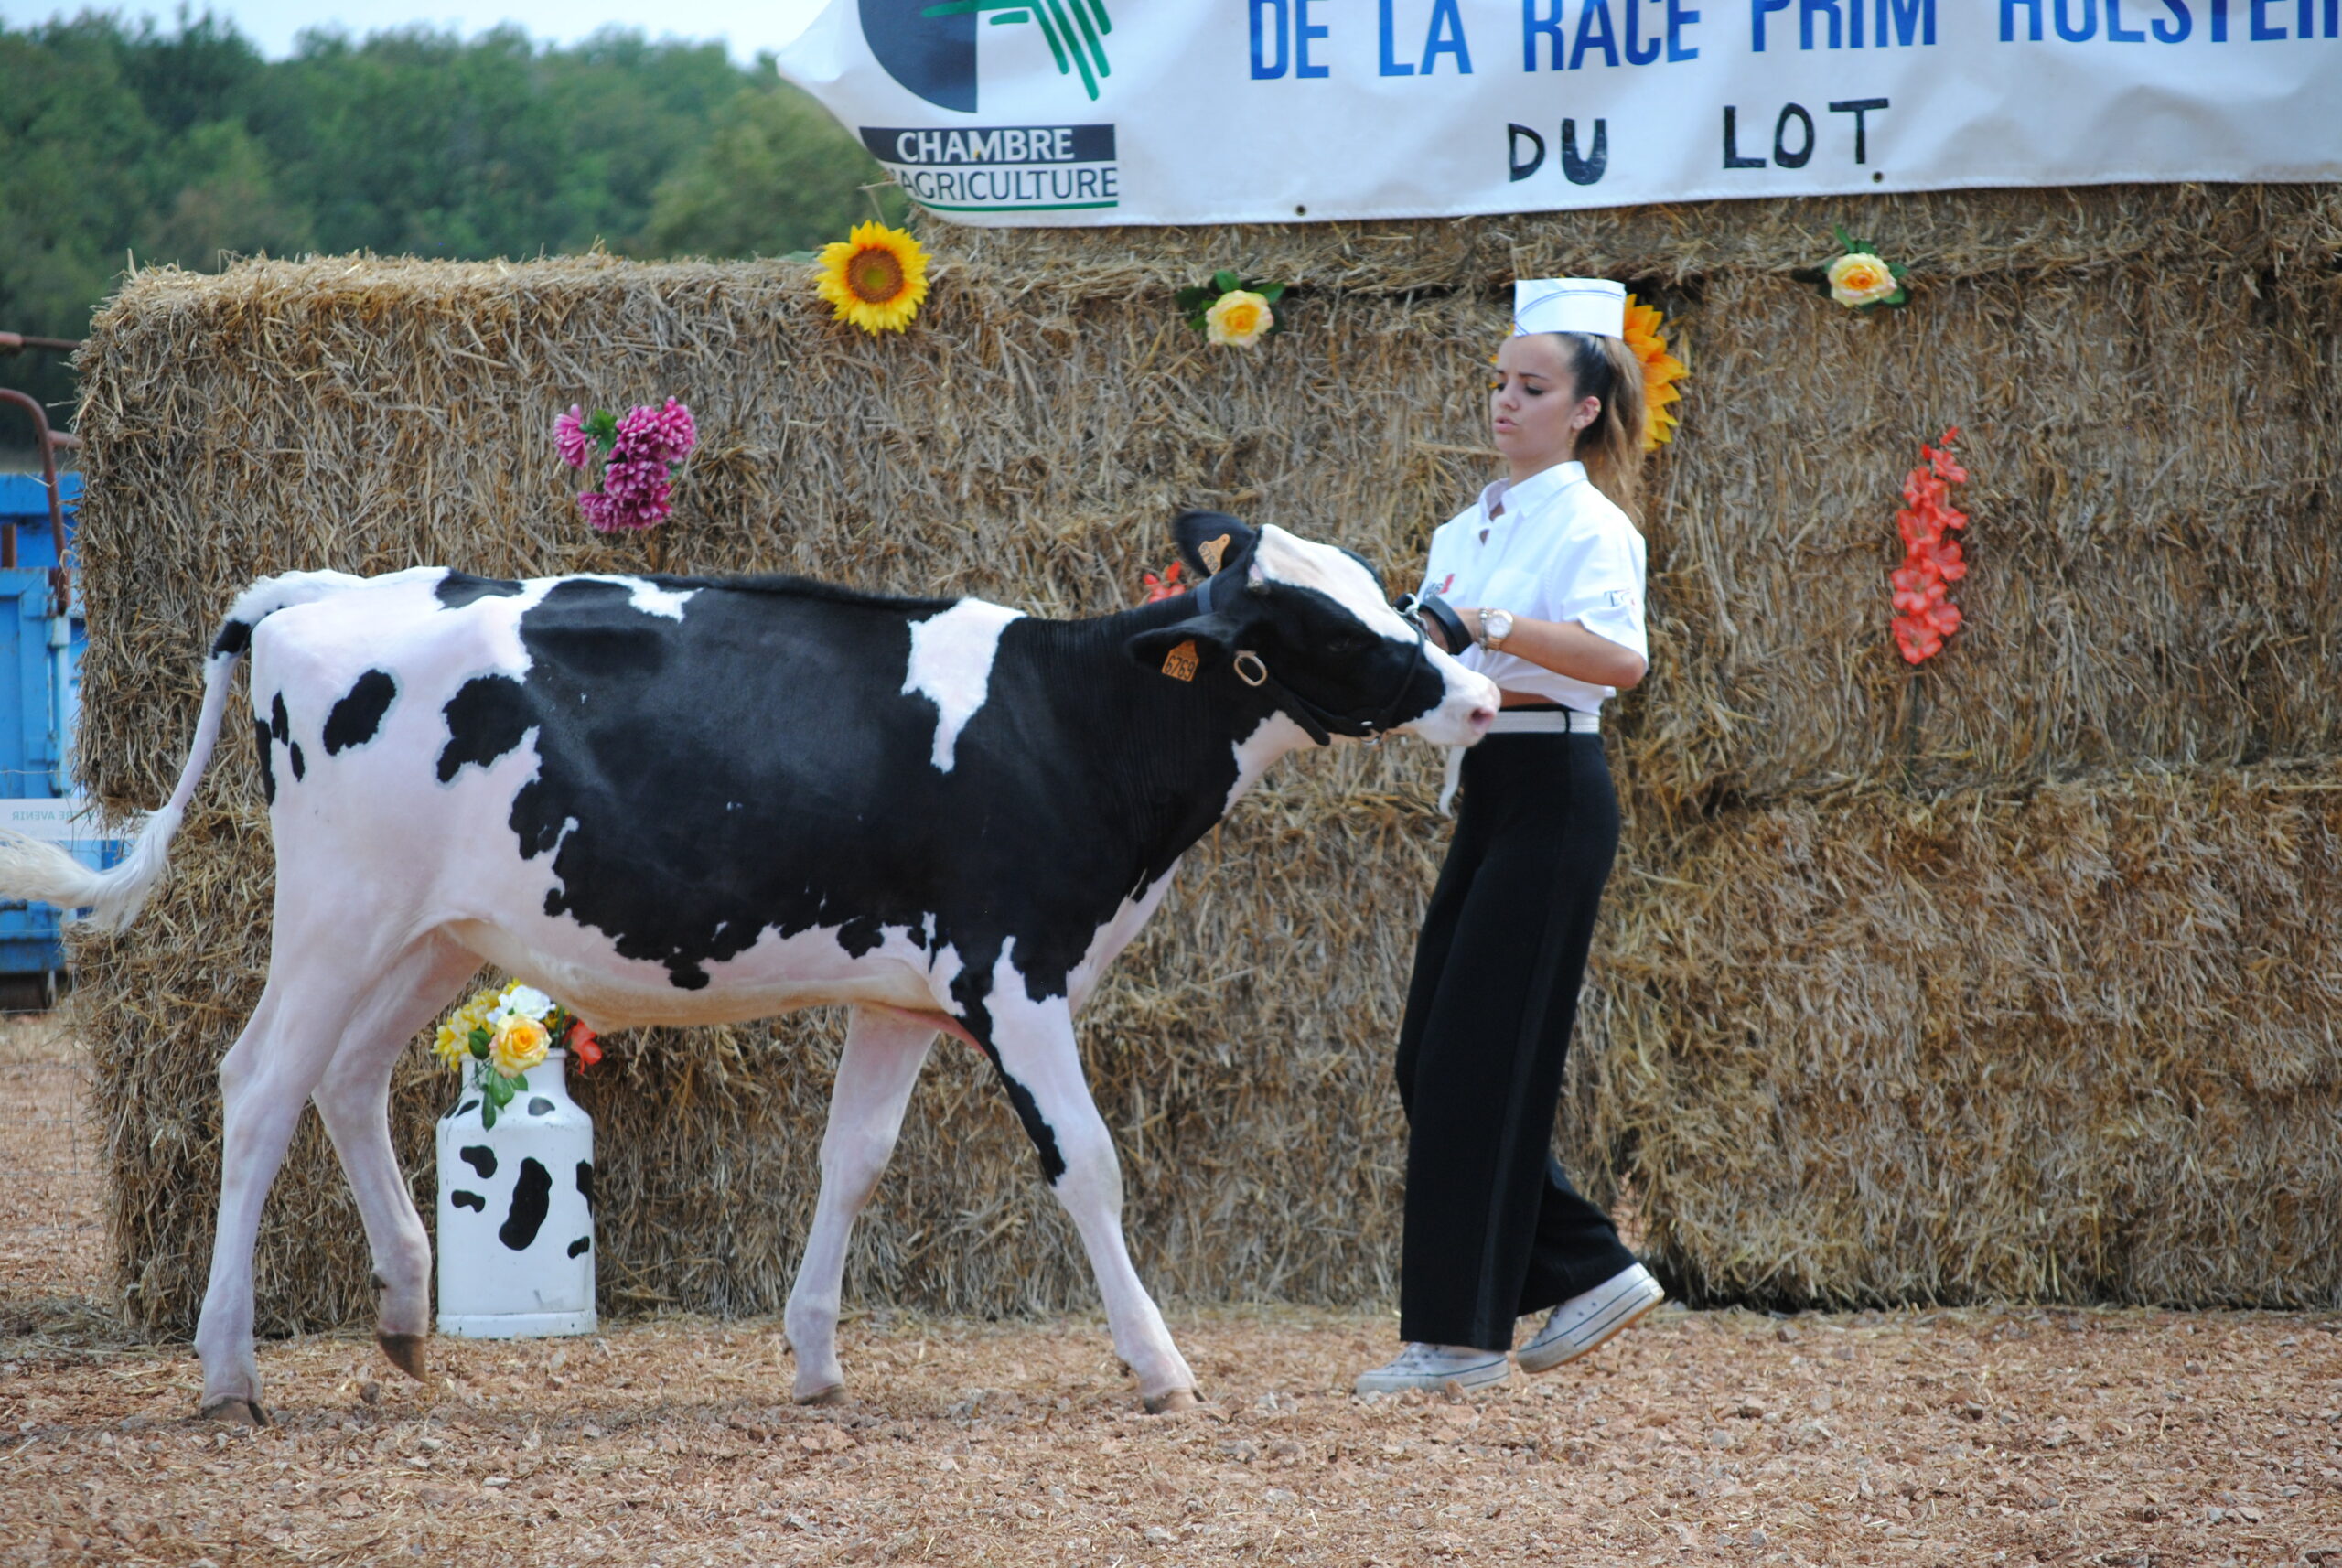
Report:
1394,729,1638,1352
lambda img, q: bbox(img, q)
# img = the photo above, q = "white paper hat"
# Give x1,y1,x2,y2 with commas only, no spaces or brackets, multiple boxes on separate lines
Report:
1512,277,1627,339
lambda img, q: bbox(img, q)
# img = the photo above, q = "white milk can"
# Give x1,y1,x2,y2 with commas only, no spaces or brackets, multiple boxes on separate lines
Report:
435,1048,597,1337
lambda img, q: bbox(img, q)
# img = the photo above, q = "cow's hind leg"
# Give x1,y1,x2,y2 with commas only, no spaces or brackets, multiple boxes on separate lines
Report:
784,1006,934,1404
192,972,355,1423
308,935,482,1385
986,999,1199,1412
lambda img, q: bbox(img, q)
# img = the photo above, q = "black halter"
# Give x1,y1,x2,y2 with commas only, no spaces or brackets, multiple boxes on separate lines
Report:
1191,570,1434,746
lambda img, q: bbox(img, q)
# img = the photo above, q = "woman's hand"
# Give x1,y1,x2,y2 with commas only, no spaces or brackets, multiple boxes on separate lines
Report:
1450,607,1648,691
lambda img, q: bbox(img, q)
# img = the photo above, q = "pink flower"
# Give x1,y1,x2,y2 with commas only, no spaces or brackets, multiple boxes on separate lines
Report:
615,398,696,466
568,396,692,532
602,457,671,510
616,494,671,530
555,405,595,469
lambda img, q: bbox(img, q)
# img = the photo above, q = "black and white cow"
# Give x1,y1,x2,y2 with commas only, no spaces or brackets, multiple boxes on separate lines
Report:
0,512,1497,1421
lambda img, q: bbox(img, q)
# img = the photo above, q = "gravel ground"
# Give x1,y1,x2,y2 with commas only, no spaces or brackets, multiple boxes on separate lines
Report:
4,1019,2340,1566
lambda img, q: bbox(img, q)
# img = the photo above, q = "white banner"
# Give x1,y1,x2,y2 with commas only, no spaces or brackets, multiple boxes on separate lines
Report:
0,796,119,849
772,1,2341,227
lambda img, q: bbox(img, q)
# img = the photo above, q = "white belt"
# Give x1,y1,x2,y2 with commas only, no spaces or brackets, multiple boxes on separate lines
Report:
1439,709,1600,815
1489,709,1601,736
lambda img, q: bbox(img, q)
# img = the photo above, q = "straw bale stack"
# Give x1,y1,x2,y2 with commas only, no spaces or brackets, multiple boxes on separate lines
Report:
67,183,2342,1333
1590,760,2342,1308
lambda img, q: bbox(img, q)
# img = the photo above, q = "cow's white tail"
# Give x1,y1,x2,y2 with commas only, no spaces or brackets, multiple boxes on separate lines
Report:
0,570,372,933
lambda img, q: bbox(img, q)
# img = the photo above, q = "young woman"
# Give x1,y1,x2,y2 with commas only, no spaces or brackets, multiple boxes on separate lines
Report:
1356,279,1666,1396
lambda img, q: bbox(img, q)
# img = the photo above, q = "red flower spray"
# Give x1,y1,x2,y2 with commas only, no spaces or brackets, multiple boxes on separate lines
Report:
1141,561,1186,603
1890,428,1969,664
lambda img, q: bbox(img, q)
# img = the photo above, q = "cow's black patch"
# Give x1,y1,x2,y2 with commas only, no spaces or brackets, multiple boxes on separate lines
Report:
457,1099,479,1116
575,1161,595,1213
837,914,886,959
252,717,276,805
438,674,533,783
475,575,1240,1004
269,693,289,745
527,1096,553,1116
446,558,1420,1180
498,1157,552,1250
287,742,305,781
566,1236,591,1258
458,1144,498,1179
435,572,526,609
323,670,398,755
994,1061,1066,1184
211,619,252,659
451,1190,485,1211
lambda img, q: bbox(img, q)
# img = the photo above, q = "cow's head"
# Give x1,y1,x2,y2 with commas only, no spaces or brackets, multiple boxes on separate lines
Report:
1126,512,1499,746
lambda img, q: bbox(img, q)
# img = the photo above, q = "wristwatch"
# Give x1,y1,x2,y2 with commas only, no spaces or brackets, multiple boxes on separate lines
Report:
1477,608,1515,651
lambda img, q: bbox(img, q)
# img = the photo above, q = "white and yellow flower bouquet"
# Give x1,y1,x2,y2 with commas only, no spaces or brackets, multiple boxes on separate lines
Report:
433,981,600,1127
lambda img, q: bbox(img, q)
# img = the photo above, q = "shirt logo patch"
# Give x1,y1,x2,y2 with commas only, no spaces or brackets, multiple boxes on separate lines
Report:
1437,575,1454,596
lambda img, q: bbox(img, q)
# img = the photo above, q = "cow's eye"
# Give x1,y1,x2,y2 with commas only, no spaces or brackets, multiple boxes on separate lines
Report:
1327,632,1370,656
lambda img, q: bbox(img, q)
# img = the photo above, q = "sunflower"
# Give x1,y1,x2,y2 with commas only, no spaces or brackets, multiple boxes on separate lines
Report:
1623,295,1691,453
816,221,930,336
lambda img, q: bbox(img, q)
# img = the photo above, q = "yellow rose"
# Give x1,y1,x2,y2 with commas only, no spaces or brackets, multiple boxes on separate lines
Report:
432,1023,469,1070
489,1013,550,1077
1827,252,1899,308
1205,290,1273,348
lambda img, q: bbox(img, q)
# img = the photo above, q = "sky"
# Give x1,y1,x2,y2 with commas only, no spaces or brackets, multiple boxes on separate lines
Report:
0,0,823,59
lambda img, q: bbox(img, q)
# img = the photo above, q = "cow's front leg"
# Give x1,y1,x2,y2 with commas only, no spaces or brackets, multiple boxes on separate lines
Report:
985,997,1200,1412
784,1006,935,1404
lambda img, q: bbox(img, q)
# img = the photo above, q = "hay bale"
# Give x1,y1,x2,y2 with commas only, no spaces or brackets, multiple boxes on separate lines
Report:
947,185,2342,293
1586,761,2342,1309
64,186,2342,1329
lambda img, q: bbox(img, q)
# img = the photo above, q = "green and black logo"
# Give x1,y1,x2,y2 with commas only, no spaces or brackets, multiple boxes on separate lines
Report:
861,0,1113,112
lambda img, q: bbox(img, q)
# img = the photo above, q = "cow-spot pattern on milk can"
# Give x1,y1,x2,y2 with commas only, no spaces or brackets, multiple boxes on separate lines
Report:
435,1047,597,1337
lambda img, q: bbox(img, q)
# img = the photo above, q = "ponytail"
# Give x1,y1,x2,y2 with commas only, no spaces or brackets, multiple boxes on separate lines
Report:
1552,331,1649,522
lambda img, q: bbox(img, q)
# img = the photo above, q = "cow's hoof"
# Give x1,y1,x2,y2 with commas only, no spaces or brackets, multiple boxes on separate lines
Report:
793,1383,847,1407
376,1331,429,1382
198,1396,269,1427
1143,1388,1202,1415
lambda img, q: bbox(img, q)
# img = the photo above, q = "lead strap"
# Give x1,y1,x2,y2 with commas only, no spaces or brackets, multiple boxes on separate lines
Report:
1439,710,1601,815
1440,746,1466,816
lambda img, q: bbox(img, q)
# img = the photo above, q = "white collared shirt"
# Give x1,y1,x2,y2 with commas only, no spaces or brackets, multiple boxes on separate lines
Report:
1419,460,1648,715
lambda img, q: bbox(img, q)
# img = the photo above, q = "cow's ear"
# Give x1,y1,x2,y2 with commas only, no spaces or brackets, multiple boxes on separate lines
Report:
1126,612,1241,683
1172,511,1260,579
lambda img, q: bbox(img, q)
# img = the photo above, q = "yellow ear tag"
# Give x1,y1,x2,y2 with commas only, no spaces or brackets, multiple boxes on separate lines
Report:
1161,639,1200,682
1199,534,1230,575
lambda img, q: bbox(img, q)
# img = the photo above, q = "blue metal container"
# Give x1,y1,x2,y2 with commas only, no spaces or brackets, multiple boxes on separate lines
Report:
0,471,116,995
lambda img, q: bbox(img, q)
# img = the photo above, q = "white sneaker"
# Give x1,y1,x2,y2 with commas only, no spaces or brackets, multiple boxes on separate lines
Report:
1515,1262,1665,1373
1352,1342,1512,1397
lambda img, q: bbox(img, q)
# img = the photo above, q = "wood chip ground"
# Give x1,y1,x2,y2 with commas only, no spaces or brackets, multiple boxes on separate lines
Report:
5,1016,2337,1565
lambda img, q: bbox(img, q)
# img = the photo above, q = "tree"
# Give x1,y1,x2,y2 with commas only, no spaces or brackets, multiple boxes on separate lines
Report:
0,13,904,436
644,67,899,259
